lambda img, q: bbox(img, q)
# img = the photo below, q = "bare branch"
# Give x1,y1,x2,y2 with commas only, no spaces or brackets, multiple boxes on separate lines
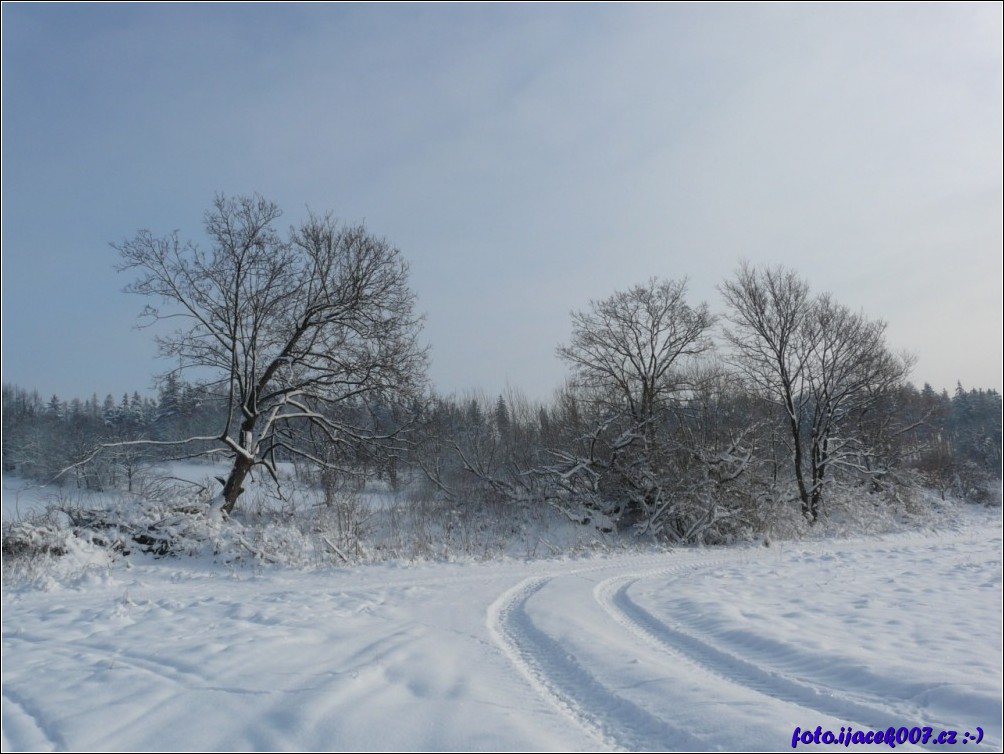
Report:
113,195,428,512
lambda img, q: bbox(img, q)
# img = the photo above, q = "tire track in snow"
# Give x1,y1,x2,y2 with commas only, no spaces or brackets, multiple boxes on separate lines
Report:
594,568,950,740
1,689,64,752
7,631,277,699
487,574,707,752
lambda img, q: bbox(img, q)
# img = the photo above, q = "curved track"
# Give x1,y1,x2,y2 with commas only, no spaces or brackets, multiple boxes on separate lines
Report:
488,547,987,751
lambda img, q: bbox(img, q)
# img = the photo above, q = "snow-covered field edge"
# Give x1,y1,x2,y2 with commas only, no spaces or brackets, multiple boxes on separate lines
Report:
2,468,1001,752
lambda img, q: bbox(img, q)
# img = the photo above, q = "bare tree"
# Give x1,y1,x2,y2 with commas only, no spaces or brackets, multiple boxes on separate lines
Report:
114,194,427,513
721,263,913,522
555,278,718,535
557,278,715,425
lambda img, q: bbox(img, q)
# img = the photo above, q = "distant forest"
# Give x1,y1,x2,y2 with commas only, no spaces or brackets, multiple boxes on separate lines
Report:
3,374,1000,543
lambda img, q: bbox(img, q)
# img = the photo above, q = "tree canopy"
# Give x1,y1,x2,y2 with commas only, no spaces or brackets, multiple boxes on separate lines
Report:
114,194,428,511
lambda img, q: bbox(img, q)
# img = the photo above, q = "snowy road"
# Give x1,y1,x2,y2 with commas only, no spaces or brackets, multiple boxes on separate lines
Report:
3,520,1001,751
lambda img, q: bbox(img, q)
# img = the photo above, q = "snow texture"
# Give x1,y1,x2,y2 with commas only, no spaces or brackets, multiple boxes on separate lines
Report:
2,504,1001,752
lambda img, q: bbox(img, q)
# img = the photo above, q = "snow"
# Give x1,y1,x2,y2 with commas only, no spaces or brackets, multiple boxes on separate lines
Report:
3,505,1001,752
2,476,69,521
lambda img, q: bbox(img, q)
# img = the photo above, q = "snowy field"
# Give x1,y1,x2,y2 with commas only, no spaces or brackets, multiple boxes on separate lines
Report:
2,505,1001,752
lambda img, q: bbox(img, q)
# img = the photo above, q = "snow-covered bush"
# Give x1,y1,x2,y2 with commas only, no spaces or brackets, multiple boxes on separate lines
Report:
2,508,117,587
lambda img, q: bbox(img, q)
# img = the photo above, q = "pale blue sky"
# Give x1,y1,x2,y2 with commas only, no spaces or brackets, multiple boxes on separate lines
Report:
2,3,1001,401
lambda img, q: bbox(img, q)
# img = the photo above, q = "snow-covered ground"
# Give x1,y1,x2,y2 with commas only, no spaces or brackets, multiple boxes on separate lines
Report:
3,505,1001,752
1,476,73,521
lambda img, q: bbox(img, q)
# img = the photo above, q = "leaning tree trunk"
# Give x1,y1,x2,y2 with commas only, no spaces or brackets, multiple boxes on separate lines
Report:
221,454,253,514
219,414,260,514
221,419,258,514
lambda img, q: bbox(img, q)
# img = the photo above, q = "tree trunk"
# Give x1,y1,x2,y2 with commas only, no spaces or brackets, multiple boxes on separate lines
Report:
221,454,253,514
787,410,812,520
808,435,828,523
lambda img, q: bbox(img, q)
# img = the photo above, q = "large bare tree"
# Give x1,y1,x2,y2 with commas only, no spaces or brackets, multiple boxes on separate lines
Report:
555,278,718,536
721,262,913,521
557,278,715,425
114,194,427,512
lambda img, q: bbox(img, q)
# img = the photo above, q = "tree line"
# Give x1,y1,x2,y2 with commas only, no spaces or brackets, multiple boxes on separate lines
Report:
2,375,225,491
3,361,999,543
2,194,1000,544
429,379,999,529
